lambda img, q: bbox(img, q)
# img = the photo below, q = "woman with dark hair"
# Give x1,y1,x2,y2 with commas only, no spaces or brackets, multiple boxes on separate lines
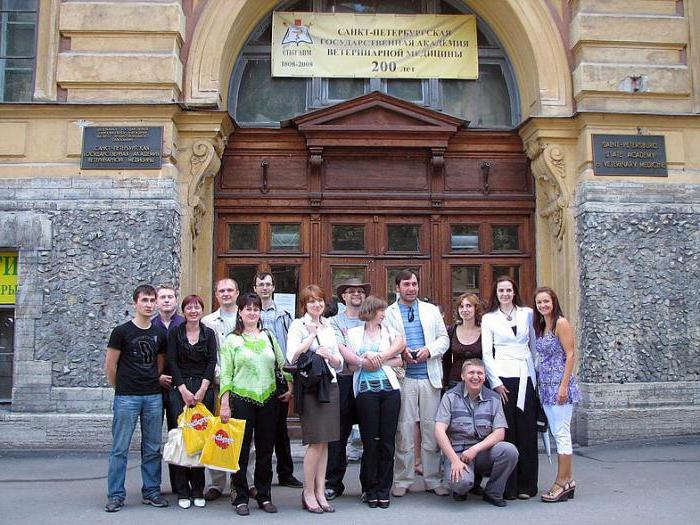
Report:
345,295,404,508
166,294,217,509
286,285,343,514
481,276,538,500
533,287,581,502
219,292,290,515
443,293,483,390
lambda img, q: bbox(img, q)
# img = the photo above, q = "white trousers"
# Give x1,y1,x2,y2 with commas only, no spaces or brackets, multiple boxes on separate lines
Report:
394,377,442,489
543,403,574,455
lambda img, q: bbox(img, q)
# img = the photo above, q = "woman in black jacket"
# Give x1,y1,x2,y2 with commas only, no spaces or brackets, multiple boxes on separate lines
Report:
166,294,217,509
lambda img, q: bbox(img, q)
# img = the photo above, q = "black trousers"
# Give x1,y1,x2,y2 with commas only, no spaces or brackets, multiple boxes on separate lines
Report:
325,374,357,494
274,398,294,480
356,388,401,501
231,395,279,505
500,376,539,498
167,377,215,499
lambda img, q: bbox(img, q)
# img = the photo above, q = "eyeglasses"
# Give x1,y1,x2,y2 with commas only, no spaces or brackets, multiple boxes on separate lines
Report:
408,306,415,322
347,289,365,295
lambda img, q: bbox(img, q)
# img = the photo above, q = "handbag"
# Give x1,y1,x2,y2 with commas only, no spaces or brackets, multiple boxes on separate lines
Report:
163,427,202,467
264,329,288,396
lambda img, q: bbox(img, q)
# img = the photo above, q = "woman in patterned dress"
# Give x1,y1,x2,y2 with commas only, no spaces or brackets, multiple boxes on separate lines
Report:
533,287,582,503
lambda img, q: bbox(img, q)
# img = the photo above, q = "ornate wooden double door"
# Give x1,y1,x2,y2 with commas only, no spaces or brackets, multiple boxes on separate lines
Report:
214,93,535,319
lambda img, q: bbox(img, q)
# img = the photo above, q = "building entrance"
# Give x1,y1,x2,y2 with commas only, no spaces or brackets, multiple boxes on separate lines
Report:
214,92,535,319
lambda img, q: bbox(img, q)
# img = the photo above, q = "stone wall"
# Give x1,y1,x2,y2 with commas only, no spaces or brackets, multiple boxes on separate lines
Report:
574,181,700,444
0,177,181,412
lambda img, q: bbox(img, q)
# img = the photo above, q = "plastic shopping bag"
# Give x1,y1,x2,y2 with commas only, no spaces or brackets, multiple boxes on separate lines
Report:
163,428,201,467
177,402,214,456
199,417,246,473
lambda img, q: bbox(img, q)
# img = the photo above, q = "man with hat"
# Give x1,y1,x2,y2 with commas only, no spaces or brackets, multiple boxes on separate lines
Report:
324,278,370,500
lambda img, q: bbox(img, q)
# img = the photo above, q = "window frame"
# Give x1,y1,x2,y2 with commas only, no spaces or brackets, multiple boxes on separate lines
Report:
0,0,38,103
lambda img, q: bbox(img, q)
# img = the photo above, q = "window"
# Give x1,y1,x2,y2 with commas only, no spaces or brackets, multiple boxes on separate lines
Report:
451,266,479,302
451,225,479,252
270,224,300,251
492,225,519,252
0,0,37,102
229,0,518,128
332,224,365,252
228,223,259,251
387,224,420,252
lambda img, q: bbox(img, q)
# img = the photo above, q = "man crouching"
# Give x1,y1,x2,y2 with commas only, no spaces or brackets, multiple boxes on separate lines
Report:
435,358,518,507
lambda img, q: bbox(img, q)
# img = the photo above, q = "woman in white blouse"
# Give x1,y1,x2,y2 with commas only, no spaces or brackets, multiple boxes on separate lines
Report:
286,285,343,514
481,275,538,500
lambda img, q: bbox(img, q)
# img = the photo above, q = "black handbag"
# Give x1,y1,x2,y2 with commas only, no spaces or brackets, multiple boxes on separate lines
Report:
264,330,289,396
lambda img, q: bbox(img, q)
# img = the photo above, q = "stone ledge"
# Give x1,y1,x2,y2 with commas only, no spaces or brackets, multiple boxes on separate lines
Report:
575,406,700,446
576,181,700,205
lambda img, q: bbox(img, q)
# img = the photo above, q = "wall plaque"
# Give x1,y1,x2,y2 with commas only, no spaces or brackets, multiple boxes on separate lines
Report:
81,126,162,170
592,134,667,177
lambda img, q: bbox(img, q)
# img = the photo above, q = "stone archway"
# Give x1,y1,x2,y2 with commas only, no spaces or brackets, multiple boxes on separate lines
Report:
183,0,574,120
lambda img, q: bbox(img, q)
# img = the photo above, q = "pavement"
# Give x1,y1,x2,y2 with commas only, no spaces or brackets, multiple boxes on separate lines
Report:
0,436,698,525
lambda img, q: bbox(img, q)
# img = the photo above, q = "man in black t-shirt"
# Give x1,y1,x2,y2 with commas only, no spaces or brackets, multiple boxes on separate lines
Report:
104,284,169,512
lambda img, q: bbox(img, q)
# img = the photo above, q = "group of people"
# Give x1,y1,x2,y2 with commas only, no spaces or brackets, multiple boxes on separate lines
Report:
104,270,580,514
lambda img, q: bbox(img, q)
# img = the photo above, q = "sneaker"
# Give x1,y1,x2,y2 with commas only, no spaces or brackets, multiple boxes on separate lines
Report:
204,487,222,501
178,498,191,509
193,498,206,508
105,498,124,513
279,475,303,488
391,486,408,497
325,488,342,501
142,494,169,508
483,493,507,507
429,486,450,497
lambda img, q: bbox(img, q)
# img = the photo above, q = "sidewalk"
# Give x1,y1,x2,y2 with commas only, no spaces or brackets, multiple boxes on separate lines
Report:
0,436,698,525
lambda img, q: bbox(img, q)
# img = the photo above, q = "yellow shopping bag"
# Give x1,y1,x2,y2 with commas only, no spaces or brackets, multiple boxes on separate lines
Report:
199,417,246,473
177,402,214,456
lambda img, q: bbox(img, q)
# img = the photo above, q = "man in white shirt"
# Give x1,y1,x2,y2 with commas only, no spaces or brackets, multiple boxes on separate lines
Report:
201,278,239,501
383,270,449,497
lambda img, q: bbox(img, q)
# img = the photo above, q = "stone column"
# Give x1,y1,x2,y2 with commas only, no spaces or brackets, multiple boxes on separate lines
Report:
174,112,234,307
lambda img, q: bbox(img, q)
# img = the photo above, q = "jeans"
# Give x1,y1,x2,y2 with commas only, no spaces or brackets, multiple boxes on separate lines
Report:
543,403,574,455
443,442,519,499
107,393,163,501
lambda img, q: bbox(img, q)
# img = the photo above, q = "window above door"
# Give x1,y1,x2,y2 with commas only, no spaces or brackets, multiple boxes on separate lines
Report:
228,0,519,128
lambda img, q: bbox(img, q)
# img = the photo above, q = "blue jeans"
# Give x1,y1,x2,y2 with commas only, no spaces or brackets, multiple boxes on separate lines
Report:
107,394,163,500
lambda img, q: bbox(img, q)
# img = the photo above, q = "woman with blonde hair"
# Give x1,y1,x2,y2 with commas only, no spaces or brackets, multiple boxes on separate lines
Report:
287,285,343,513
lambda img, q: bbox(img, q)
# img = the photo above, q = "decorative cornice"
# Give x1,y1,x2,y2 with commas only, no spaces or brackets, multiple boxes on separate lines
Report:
526,140,569,251
187,136,227,247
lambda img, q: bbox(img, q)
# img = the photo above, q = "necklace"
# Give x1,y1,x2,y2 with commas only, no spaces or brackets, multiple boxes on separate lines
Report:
499,306,516,321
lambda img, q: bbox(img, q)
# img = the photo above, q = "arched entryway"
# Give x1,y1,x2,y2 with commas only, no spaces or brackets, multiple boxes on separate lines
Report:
213,92,535,320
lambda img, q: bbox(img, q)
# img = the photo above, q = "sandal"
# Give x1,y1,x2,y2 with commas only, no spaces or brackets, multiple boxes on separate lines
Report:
541,482,569,503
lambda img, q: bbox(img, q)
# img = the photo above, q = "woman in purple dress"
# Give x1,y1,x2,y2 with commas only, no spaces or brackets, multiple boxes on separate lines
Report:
533,287,581,503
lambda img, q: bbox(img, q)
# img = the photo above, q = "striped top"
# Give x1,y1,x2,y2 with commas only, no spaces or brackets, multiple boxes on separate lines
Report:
399,302,428,379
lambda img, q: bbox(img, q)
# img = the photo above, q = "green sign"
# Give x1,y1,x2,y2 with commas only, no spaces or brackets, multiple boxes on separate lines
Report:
0,252,18,304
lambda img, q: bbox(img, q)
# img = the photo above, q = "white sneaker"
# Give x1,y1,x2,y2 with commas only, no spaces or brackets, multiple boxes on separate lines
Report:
193,498,206,508
178,498,192,509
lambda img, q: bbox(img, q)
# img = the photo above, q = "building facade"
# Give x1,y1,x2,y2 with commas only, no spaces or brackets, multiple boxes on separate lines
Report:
0,0,698,448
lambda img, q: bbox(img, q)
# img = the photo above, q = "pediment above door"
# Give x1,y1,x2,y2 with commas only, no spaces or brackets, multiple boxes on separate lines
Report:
291,91,467,149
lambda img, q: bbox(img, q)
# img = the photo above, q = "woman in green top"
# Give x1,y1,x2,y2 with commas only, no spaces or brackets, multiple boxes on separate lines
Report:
219,292,292,516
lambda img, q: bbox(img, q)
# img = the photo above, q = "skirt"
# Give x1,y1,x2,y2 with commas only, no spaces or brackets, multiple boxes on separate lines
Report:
300,382,340,445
